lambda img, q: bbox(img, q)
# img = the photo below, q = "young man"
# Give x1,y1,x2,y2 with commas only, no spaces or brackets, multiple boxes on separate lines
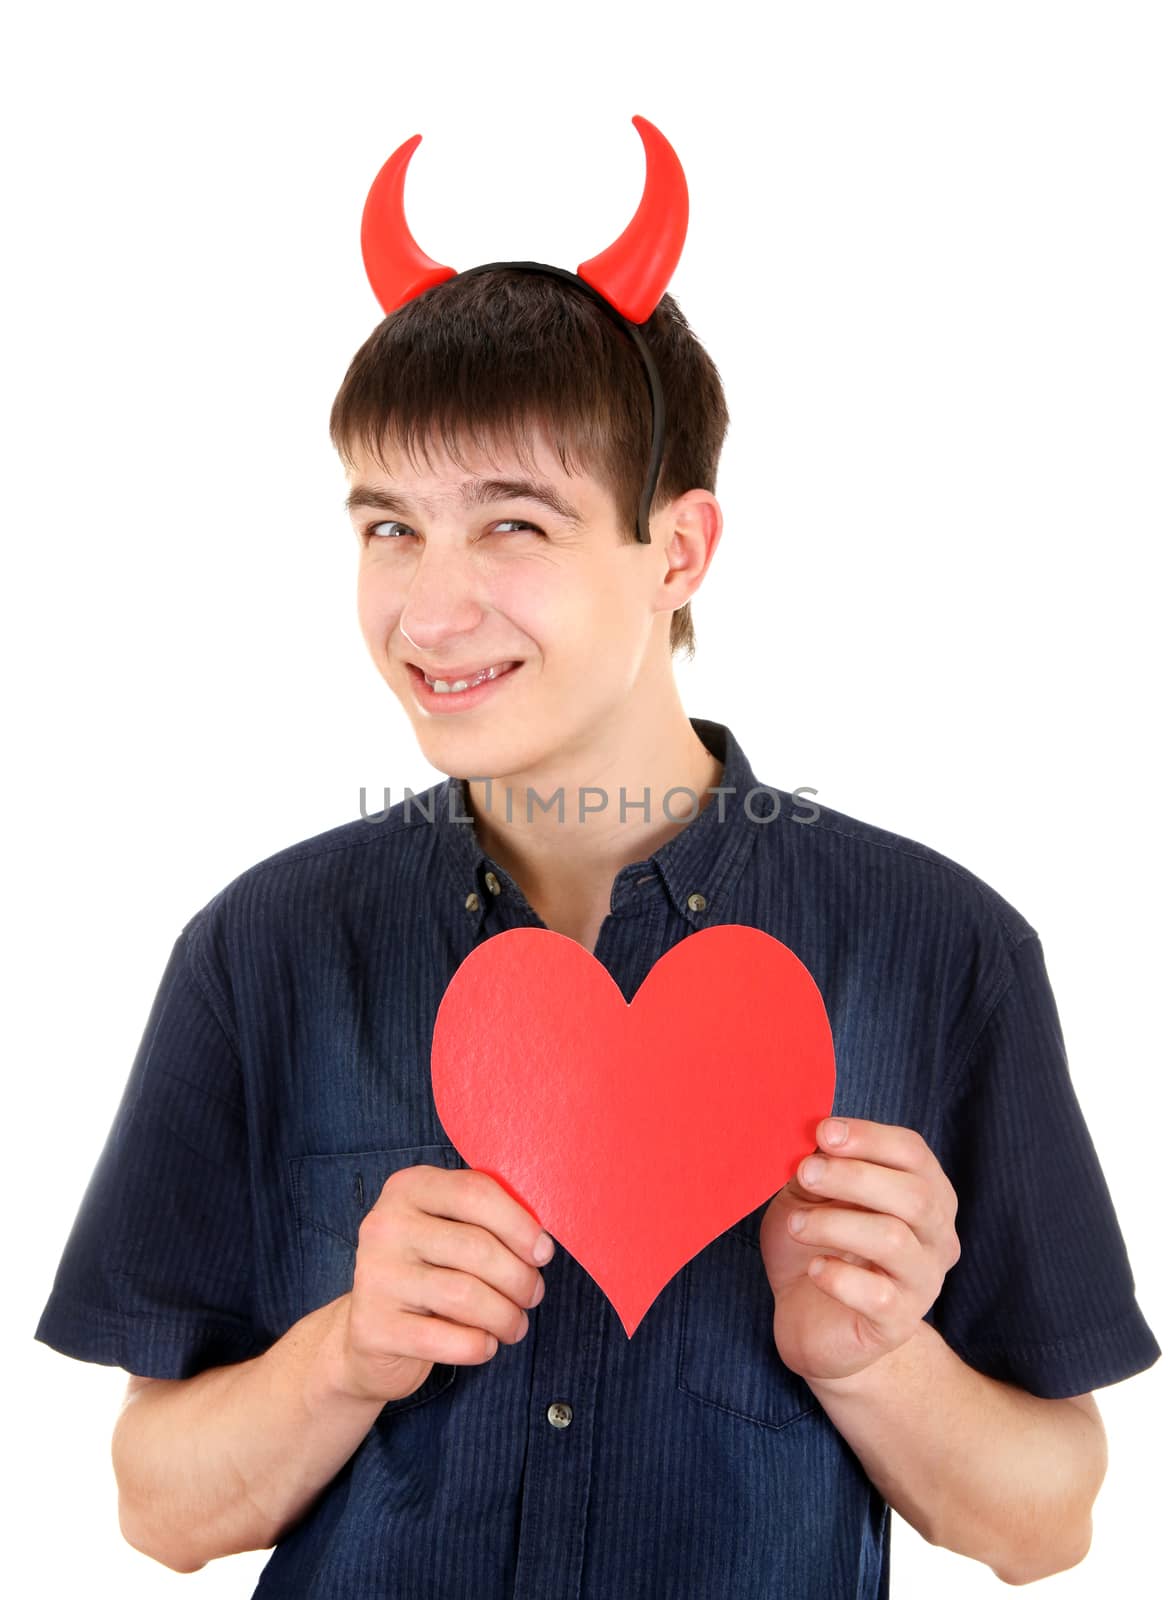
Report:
33,175,1160,1596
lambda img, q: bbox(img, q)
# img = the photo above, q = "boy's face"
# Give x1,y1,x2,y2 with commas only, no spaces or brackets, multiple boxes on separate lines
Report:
346,429,682,783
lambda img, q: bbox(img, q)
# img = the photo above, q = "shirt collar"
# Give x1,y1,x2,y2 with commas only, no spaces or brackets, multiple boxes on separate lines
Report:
422,718,766,932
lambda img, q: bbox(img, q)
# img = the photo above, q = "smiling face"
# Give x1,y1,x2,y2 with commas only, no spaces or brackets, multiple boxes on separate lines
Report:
347,426,698,788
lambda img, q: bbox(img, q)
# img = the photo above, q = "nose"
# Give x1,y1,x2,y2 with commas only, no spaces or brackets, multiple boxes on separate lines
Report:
396,543,486,655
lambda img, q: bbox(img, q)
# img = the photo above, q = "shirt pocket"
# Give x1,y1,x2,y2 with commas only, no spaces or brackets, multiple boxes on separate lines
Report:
291,1141,465,1416
676,1202,819,1431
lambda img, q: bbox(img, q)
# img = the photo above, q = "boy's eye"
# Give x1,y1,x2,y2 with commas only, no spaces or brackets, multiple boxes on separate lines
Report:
363,518,542,541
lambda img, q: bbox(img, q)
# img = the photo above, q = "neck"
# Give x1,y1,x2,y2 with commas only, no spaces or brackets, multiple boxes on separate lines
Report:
462,682,723,914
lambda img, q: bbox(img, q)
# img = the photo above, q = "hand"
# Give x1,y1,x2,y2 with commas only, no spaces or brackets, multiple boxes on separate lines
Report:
335,1166,554,1405
759,1117,961,1384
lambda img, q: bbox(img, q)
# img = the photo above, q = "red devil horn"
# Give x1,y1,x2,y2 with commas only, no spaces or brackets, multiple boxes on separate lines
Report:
577,116,689,325
360,134,458,316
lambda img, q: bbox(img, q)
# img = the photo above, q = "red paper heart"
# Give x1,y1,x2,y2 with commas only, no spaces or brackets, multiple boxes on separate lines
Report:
431,923,836,1337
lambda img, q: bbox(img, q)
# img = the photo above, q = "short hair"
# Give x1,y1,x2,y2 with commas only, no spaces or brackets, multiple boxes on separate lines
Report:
328,267,730,660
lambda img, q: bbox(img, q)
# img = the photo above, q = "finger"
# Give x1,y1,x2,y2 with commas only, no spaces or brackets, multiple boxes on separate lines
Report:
415,1209,547,1317
815,1118,926,1172
348,1250,509,1368
807,1254,903,1331
789,1204,917,1285
815,1119,957,1227
410,1165,555,1269
795,1153,946,1250
412,1259,537,1350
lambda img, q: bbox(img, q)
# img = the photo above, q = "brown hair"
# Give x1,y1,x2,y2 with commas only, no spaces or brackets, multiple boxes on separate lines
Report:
328,267,730,660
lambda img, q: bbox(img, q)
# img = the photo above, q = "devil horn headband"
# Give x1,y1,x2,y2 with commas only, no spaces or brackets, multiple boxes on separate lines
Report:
358,115,689,544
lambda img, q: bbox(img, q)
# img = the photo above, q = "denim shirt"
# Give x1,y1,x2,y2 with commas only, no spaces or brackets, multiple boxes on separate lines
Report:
34,717,1160,1598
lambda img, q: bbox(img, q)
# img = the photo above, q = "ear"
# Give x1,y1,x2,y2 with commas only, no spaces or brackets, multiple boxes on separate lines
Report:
654,490,723,615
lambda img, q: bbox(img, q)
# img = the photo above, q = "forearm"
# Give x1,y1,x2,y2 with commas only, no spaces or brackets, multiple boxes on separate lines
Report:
805,1320,1102,1583
113,1294,382,1572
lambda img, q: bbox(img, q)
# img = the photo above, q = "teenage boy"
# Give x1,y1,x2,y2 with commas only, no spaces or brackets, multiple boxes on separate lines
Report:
34,128,1159,1598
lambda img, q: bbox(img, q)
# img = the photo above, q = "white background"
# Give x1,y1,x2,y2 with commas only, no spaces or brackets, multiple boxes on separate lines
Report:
6,1,1167,1593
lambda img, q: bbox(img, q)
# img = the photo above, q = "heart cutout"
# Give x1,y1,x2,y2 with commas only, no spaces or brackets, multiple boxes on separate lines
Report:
431,923,836,1337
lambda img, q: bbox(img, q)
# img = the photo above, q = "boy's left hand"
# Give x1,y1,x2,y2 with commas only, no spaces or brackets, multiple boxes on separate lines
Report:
759,1117,962,1384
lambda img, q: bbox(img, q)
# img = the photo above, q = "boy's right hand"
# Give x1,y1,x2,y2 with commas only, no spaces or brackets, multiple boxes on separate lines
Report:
333,1165,554,1405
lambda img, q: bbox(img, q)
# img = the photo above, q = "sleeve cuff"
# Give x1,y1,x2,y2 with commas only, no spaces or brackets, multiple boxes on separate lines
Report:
32,1290,262,1380
943,1304,1163,1398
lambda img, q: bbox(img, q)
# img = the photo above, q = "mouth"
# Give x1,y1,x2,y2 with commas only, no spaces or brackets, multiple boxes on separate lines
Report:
405,659,524,711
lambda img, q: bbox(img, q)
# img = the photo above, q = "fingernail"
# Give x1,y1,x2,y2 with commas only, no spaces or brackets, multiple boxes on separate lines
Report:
824,1119,848,1146
534,1232,554,1264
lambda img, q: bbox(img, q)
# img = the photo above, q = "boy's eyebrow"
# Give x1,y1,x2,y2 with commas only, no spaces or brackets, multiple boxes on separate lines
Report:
343,476,586,528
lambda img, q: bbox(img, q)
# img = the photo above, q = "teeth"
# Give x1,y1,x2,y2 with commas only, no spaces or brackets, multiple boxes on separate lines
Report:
424,661,514,694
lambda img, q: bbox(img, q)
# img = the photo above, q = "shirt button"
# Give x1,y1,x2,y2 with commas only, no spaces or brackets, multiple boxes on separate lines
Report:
484,871,502,896
546,1401,573,1429
465,892,481,912
687,892,707,912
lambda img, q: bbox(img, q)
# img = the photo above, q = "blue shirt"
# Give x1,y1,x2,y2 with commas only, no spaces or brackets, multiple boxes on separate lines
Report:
34,717,1161,1598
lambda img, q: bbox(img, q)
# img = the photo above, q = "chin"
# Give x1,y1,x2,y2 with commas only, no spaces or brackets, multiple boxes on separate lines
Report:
410,722,523,779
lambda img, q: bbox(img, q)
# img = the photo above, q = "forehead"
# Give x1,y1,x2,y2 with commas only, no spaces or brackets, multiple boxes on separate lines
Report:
343,428,612,525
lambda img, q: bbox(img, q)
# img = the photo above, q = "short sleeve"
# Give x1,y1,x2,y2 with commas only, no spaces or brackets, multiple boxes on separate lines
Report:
928,933,1161,1398
32,922,262,1378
